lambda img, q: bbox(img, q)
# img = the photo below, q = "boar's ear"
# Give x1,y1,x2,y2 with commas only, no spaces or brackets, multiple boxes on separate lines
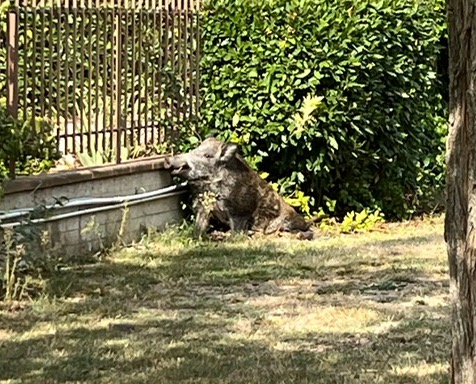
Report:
219,143,238,162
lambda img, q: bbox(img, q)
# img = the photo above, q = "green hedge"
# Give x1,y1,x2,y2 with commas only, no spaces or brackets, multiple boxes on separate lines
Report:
200,0,448,219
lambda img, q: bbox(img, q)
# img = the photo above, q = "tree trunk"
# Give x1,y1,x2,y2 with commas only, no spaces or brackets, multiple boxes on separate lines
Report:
446,0,476,383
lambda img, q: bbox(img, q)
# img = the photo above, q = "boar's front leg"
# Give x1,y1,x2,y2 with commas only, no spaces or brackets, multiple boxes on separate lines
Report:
194,207,210,236
229,216,250,233
192,198,211,236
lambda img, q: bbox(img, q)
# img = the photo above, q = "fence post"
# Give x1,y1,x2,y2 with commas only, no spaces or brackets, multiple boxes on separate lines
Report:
114,8,122,164
7,4,19,179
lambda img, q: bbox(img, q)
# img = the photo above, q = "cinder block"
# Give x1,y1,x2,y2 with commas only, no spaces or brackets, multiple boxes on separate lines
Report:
145,209,182,230
61,228,81,246
57,217,80,233
79,215,106,241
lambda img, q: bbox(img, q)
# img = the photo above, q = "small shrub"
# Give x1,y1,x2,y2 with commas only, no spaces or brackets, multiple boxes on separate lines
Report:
0,97,59,196
317,208,384,234
339,208,385,233
1,229,29,302
0,225,54,302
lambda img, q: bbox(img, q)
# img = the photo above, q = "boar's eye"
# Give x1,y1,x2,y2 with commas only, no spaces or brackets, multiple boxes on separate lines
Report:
204,153,213,159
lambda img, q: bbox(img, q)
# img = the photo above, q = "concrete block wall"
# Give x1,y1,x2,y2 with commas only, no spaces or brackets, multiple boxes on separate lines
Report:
0,157,184,257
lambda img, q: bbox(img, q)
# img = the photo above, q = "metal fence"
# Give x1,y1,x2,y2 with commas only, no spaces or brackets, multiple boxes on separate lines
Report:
6,0,200,172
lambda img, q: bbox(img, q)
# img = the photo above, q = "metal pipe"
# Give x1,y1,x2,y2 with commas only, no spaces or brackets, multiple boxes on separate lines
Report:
0,181,188,222
0,188,186,229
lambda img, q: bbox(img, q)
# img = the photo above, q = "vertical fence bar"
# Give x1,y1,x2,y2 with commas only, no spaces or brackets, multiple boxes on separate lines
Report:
48,0,54,124
39,0,46,118
102,0,107,153
194,1,199,125
21,2,27,123
189,0,193,120
31,1,38,136
130,0,136,146
189,0,193,121
163,0,170,143
87,0,93,153
177,0,182,137
64,0,71,153
79,0,86,152
158,5,163,143
55,0,61,147
170,0,176,144
109,4,114,160
137,1,143,145
115,7,122,164
7,5,19,178
123,0,128,149
184,0,189,124
150,0,156,144
144,0,150,145
94,0,100,151
72,0,78,154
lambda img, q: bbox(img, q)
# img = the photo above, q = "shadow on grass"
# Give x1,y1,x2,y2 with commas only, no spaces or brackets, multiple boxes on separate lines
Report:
0,316,449,383
0,227,449,383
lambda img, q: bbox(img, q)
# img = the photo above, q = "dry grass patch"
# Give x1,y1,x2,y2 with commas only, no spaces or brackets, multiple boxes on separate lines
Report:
0,216,449,383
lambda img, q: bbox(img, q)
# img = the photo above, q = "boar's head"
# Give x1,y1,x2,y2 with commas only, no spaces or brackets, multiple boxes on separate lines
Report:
164,137,238,181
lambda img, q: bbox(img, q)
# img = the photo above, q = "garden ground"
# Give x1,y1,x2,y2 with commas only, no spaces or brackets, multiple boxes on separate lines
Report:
0,216,449,383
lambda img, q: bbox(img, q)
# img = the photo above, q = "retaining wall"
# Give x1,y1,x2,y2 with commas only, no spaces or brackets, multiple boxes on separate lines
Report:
0,156,185,256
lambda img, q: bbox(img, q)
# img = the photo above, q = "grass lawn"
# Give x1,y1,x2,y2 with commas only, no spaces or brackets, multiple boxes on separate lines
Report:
0,216,449,383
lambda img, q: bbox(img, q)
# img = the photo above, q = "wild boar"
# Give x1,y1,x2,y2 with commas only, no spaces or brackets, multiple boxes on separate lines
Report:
163,137,311,236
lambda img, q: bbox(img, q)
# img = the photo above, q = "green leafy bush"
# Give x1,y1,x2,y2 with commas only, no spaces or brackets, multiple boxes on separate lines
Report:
200,0,448,219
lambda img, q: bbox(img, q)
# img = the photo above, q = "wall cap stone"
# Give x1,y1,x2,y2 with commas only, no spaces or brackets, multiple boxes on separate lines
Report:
3,155,168,196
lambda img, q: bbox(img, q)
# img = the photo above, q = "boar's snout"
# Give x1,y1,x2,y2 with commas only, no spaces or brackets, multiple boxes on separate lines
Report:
164,155,191,177
164,156,173,170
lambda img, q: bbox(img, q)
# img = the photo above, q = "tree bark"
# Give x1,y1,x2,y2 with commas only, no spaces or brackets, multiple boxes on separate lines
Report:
446,0,476,383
